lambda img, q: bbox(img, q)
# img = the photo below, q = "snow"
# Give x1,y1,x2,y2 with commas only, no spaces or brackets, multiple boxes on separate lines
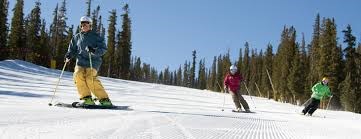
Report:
0,60,360,139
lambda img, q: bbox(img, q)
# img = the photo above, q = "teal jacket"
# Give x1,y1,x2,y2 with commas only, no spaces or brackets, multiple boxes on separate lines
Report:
311,82,331,100
66,31,107,70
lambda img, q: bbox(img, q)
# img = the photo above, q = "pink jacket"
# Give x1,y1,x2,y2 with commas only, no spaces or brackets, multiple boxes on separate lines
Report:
224,72,243,92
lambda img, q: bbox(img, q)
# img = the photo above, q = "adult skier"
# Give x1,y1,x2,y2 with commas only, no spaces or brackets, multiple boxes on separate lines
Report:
302,77,332,116
224,65,251,112
64,16,112,106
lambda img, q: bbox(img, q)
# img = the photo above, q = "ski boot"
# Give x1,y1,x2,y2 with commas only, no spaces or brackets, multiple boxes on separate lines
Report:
244,109,251,113
99,98,113,107
79,96,95,106
232,108,242,112
302,110,306,115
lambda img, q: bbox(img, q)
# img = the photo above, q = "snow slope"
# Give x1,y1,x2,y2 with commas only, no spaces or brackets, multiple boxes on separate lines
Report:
0,60,360,139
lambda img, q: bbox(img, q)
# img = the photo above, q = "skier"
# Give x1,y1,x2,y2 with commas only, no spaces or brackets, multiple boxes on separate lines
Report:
302,77,332,116
64,16,112,106
224,65,251,112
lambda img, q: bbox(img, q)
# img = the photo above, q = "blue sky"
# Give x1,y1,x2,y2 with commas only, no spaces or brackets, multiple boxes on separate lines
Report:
10,0,361,71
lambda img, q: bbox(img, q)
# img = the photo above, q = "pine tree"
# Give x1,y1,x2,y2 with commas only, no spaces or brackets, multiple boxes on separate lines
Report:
158,71,163,84
256,50,264,97
210,56,217,91
356,43,361,112
248,49,256,93
91,6,100,32
176,65,182,86
115,31,122,78
23,14,30,60
48,1,69,69
38,19,50,67
118,4,132,79
198,59,207,89
206,68,212,90
142,63,150,82
308,13,321,88
249,49,263,96
55,0,68,69
150,67,158,83
65,25,74,71
129,57,134,80
133,57,142,81
222,51,231,81
216,55,223,92
86,0,91,16
183,61,190,87
262,43,273,99
237,48,243,73
170,71,175,85
340,24,359,112
163,67,171,85
287,43,306,104
8,0,25,59
342,25,356,81
300,33,310,102
97,15,103,35
49,4,58,67
102,10,116,77
101,26,105,41
190,50,196,88
0,0,9,60
243,42,250,85
340,73,358,112
273,26,297,102
26,1,42,64
319,18,343,109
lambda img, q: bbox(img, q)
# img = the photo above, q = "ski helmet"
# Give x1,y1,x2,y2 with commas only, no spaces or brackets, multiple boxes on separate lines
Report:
80,16,92,25
229,65,237,74
322,77,329,84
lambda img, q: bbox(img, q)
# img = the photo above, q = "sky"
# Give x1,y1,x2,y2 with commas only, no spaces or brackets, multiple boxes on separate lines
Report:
9,0,361,71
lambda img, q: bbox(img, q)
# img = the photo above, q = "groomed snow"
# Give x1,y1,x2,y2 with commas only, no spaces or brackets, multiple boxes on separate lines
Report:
0,60,360,139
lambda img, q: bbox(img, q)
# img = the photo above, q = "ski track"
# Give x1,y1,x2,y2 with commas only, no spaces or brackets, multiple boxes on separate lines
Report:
1,60,361,139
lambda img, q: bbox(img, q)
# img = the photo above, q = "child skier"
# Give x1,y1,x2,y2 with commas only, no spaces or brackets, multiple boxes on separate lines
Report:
224,65,251,112
302,77,332,116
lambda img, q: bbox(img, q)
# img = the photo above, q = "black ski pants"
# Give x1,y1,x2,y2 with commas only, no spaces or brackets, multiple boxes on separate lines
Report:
302,98,320,115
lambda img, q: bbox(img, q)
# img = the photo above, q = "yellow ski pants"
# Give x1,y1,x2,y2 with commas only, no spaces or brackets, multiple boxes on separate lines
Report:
73,66,109,99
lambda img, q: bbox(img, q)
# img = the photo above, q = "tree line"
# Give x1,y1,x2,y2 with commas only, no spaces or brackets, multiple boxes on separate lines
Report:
0,0,133,80
154,14,361,114
1,1,360,113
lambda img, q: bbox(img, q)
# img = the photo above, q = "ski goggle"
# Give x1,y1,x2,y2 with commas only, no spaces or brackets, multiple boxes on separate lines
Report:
230,69,237,74
80,22,90,27
81,21,90,24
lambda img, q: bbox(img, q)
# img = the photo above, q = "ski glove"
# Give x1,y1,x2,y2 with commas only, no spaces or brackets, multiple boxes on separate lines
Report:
64,53,71,62
85,46,96,54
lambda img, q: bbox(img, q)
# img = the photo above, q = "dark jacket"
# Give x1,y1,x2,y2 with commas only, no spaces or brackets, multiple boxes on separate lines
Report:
66,30,107,70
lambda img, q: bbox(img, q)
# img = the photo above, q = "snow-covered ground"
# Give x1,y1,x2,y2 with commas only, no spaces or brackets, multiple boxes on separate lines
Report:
0,60,360,139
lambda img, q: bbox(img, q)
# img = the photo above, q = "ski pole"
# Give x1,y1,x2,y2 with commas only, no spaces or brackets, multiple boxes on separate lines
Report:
320,95,333,118
89,52,95,96
243,82,256,109
48,61,68,106
216,81,226,111
326,95,333,110
301,97,312,106
294,97,311,113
